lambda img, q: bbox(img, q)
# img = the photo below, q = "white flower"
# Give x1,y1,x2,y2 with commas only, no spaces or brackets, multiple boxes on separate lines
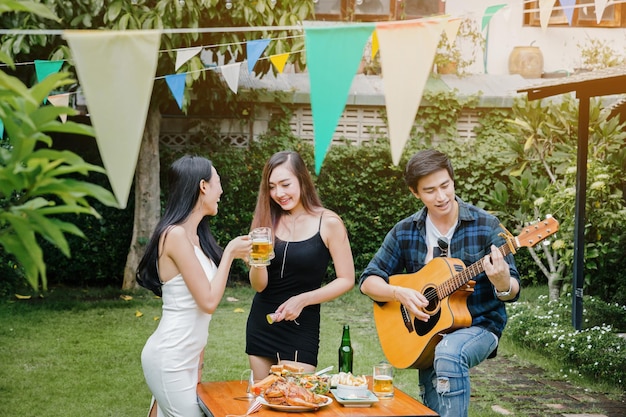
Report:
590,181,605,190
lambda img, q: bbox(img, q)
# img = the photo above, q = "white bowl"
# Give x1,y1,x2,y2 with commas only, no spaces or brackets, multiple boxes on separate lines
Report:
335,383,368,399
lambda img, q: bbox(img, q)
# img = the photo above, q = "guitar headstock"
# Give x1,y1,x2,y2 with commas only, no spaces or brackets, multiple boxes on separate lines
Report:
516,216,560,248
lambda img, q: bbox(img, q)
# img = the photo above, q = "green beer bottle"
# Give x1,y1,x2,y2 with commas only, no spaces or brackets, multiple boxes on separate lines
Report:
338,324,353,373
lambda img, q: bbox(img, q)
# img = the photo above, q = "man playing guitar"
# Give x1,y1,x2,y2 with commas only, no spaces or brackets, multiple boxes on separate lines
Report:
359,149,521,417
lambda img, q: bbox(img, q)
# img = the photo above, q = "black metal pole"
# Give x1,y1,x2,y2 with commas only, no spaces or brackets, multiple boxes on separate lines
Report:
572,94,590,331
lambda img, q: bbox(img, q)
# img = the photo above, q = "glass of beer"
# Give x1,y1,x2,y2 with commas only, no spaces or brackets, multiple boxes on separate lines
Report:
249,227,274,266
372,362,394,398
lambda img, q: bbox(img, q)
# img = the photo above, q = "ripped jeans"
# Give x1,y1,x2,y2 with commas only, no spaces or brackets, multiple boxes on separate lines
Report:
418,326,498,417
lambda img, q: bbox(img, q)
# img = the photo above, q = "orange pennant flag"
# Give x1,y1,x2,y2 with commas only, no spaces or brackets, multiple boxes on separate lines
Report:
270,53,290,73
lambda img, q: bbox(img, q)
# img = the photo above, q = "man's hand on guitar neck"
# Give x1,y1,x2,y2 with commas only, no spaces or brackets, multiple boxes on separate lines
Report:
482,244,519,301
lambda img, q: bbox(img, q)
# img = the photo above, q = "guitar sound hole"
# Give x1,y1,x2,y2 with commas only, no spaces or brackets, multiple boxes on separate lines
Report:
422,286,439,314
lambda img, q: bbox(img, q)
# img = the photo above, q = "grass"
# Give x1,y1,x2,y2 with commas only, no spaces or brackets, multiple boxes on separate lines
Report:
0,284,619,417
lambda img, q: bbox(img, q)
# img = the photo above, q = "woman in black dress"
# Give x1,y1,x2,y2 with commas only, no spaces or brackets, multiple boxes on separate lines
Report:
245,151,355,378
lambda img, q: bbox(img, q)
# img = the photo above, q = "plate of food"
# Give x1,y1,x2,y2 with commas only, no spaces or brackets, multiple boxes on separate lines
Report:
329,372,368,388
253,374,333,412
257,395,333,412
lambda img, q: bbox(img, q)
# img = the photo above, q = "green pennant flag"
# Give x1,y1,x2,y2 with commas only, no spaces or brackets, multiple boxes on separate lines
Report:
305,23,375,174
34,60,64,83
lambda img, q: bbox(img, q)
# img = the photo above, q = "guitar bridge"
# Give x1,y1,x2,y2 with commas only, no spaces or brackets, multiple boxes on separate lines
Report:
400,304,414,333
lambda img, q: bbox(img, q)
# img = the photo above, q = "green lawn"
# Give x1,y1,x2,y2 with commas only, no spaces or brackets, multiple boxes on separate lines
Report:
0,284,608,417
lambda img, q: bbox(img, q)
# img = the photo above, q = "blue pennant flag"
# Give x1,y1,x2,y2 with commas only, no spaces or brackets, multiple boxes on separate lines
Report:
165,73,187,109
246,39,271,74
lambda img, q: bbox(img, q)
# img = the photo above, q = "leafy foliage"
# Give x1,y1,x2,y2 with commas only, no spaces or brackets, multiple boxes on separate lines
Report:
0,58,117,291
488,94,626,302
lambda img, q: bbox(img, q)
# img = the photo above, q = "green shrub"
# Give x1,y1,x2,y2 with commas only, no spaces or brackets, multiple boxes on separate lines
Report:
506,293,626,389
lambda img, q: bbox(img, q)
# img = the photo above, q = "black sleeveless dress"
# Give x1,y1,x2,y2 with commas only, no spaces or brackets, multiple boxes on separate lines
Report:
245,216,330,366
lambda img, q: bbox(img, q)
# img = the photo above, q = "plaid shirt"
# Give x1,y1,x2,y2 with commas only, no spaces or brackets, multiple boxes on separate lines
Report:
359,197,520,338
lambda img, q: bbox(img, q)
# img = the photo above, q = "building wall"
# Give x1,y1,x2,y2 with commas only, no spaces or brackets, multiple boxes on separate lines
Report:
160,105,482,149
446,0,626,75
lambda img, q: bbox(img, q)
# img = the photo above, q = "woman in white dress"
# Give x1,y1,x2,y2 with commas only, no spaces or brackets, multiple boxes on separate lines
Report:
137,155,252,417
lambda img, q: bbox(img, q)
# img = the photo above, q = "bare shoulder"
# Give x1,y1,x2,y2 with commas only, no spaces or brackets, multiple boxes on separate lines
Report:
321,209,347,235
322,209,345,225
160,225,188,251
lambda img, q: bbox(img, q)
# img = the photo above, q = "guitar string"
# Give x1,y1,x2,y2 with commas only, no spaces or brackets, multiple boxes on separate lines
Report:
423,245,512,303
421,221,555,302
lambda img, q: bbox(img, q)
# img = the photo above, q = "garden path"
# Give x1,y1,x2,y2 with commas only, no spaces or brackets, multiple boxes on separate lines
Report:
470,353,626,417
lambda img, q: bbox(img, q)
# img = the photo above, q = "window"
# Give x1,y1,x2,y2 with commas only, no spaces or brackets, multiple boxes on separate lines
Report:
313,0,443,22
524,0,626,28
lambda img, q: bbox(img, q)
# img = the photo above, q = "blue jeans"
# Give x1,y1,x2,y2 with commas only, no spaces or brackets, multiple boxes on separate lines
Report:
418,326,498,417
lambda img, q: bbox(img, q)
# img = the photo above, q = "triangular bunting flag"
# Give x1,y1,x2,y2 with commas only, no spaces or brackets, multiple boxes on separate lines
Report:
539,0,558,30
560,0,576,25
34,59,64,83
175,46,202,71
594,0,609,24
247,39,271,74
376,19,443,165
63,30,161,209
443,18,462,45
371,30,379,59
305,23,375,174
47,93,70,123
270,53,290,73
165,73,187,109
221,62,242,94
482,4,507,31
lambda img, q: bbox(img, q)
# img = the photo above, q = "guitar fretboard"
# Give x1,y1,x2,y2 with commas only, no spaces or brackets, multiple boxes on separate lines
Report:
436,245,515,300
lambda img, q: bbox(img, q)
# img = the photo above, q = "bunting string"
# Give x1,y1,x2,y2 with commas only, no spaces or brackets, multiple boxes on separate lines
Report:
522,0,625,13
2,2,623,205
1,0,624,38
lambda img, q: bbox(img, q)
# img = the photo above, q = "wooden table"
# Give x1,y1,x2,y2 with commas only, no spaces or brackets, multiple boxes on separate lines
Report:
197,379,438,417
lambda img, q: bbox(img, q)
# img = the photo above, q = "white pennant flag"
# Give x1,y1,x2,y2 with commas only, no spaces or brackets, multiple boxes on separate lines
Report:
443,17,462,46
376,19,443,165
175,46,202,71
220,62,242,94
47,93,70,123
539,0,557,31
63,30,161,209
594,0,609,24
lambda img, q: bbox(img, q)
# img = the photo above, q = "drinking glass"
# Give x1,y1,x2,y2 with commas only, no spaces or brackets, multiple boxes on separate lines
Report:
372,362,394,398
249,227,274,266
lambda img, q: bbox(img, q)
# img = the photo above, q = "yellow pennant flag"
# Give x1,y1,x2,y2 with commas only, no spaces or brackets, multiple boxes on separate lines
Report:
270,53,290,73
371,31,379,59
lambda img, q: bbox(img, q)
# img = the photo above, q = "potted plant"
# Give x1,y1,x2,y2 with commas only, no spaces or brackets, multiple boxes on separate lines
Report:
576,38,624,72
434,18,484,76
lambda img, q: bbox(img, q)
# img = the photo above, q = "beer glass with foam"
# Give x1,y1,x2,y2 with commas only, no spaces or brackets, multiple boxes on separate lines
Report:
372,362,394,398
249,227,274,266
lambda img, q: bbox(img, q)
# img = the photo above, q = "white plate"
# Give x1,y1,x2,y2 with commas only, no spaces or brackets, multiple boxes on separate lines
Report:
258,395,333,412
330,388,379,408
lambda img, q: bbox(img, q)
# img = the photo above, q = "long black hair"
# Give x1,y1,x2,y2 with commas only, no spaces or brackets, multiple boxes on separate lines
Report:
137,155,224,296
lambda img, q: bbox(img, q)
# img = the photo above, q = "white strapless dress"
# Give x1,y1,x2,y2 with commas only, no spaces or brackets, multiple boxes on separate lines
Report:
141,246,217,417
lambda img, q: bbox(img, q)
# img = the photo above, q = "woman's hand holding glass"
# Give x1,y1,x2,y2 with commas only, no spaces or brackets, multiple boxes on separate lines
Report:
249,227,275,266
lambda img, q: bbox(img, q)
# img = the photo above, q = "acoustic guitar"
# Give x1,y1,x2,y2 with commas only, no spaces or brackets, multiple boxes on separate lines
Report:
373,217,559,370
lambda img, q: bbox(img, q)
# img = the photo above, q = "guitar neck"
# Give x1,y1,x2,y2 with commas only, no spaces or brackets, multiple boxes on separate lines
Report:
438,242,516,300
